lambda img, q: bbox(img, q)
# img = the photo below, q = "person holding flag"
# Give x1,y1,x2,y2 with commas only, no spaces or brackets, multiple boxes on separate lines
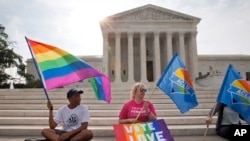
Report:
24,37,111,141
118,83,157,124
205,102,244,140
205,64,250,140
114,84,176,141
41,88,93,141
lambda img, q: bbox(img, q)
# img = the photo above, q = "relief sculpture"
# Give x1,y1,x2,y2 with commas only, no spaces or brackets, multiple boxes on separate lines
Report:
112,8,190,21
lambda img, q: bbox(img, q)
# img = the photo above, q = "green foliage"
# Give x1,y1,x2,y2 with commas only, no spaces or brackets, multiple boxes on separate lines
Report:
0,24,24,84
25,79,43,88
0,24,43,88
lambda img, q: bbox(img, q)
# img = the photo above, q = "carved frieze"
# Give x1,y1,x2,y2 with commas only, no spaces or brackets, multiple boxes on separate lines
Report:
110,8,191,21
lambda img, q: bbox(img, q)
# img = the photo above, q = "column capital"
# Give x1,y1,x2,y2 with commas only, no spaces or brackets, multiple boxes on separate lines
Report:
115,32,121,37
191,31,198,36
178,32,185,38
154,31,160,39
127,32,133,36
140,31,146,35
102,32,109,38
153,31,160,35
166,31,173,34
178,31,186,35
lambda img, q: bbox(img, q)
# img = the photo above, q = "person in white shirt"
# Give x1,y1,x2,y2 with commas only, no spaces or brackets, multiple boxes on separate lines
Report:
41,88,93,141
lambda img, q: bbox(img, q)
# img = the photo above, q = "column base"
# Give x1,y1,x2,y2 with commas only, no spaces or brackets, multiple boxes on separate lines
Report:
140,79,148,84
127,79,135,83
113,80,122,84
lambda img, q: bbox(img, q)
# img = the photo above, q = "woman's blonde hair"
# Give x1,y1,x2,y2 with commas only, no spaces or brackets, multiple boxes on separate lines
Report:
130,83,145,99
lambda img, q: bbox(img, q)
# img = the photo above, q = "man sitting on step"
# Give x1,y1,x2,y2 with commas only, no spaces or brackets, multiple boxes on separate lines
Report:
41,88,93,141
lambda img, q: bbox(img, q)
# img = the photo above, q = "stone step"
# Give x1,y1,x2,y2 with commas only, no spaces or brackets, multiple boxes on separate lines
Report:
0,90,218,94
0,92,218,99
0,103,215,110
0,88,221,138
0,116,217,125
0,98,216,104
0,135,228,141
0,88,219,95
0,109,211,117
0,88,218,93
0,124,217,136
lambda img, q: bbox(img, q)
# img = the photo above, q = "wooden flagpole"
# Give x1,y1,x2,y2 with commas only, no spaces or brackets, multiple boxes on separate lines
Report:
202,103,216,141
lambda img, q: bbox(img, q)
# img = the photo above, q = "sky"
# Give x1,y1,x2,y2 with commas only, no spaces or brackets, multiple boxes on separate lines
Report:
1,0,250,63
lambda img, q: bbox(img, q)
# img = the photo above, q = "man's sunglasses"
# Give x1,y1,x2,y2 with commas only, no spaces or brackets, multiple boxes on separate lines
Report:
140,88,147,93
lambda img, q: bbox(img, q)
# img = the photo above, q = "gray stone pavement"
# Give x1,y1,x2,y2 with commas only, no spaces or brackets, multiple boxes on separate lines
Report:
0,135,228,141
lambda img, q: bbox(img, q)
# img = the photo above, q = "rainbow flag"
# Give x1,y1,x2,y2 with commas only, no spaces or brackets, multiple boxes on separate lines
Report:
217,64,250,124
113,119,174,141
88,76,111,102
157,53,198,113
25,37,111,103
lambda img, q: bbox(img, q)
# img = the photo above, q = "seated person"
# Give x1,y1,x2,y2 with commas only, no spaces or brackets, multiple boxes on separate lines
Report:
119,83,157,124
205,102,244,140
41,88,93,141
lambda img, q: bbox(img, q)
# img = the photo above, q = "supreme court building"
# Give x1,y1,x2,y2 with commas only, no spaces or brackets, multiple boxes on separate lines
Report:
100,4,200,84
26,4,250,89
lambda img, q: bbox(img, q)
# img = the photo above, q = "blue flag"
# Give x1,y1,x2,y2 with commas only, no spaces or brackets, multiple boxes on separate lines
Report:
156,53,198,114
217,64,250,124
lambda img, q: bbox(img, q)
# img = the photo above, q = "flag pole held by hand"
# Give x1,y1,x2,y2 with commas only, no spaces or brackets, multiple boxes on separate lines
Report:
136,87,157,120
202,103,216,141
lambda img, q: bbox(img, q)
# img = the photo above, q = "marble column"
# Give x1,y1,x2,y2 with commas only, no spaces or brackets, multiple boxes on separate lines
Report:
115,32,121,83
154,32,161,81
103,32,109,76
128,32,134,82
179,32,186,64
166,32,173,63
190,31,198,81
140,32,148,82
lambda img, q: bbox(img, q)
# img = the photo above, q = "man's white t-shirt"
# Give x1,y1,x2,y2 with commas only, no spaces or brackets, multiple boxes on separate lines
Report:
54,105,90,132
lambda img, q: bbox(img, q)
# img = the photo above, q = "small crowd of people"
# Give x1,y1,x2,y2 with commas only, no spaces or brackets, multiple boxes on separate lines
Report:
40,82,245,141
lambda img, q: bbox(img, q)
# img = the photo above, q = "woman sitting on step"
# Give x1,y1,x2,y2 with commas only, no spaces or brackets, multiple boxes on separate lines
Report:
118,83,157,124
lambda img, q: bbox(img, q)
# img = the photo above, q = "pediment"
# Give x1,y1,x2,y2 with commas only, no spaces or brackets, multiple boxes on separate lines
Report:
106,4,200,22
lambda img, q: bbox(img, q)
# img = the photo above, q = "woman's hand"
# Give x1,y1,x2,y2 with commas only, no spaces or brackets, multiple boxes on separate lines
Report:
128,118,138,123
143,101,150,113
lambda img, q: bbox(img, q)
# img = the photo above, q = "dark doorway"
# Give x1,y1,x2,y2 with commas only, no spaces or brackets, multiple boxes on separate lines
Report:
147,61,154,82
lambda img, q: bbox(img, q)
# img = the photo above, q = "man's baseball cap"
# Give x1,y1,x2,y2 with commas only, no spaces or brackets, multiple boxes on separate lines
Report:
67,88,83,99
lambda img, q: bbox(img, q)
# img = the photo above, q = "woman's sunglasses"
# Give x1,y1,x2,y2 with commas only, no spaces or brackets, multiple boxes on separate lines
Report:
140,88,147,93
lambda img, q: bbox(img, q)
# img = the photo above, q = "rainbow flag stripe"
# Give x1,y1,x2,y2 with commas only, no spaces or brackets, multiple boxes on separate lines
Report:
113,119,174,141
26,37,111,102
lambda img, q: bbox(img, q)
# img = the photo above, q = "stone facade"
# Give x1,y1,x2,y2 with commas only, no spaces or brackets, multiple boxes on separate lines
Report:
26,54,250,89
196,55,250,89
100,4,200,84
26,4,250,89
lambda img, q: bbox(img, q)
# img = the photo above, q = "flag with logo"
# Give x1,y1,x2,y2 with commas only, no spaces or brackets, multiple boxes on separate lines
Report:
156,53,198,113
217,64,250,124
113,119,174,141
